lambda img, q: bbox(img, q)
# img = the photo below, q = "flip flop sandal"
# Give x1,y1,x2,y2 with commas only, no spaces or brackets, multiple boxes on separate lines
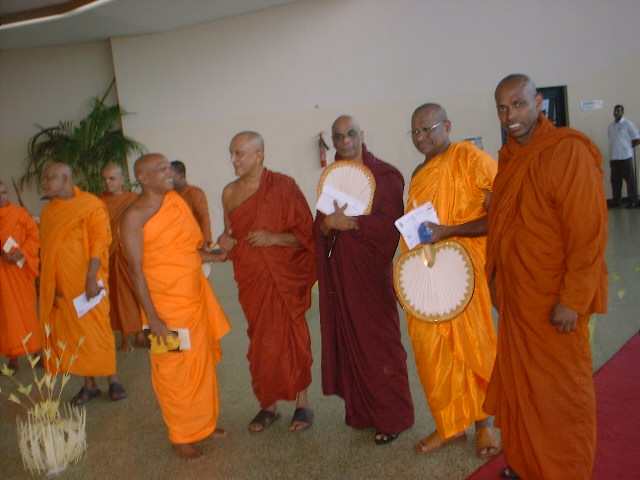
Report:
289,408,314,431
248,410,281,433
374,431,400,445
71,386,101,406
108,382,128,401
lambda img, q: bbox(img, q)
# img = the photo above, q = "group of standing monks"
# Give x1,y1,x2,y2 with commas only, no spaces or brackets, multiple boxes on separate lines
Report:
0,73,608,479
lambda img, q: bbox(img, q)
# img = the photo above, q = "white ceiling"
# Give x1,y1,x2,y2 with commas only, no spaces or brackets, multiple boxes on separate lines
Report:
0,0,301,50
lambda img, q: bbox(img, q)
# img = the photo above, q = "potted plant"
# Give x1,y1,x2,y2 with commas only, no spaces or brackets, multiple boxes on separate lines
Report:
20,78,145,194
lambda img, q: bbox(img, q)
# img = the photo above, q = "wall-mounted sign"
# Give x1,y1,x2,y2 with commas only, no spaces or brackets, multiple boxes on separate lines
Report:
580,100,604,111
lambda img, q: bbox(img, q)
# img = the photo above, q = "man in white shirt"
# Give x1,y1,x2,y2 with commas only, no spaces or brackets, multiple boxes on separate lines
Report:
608,104,640,208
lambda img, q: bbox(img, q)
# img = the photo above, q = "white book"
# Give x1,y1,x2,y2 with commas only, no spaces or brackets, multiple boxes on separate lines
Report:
394,202,440,250
3,236,25,268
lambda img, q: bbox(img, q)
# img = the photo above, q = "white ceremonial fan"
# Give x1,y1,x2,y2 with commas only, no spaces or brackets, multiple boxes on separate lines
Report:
316,160,376,216
394,240,475,322
201,262,212,277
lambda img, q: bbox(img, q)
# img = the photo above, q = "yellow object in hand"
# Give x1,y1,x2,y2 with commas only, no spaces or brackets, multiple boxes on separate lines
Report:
148,333,181,354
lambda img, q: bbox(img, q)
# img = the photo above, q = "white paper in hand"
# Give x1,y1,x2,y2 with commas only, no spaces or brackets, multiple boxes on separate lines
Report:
73,279,107,318
394,202,440,250
316,184,367,217
3,236,25,268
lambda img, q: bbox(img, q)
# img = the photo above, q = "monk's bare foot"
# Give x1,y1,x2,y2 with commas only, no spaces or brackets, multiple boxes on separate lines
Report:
134,332,146,348
171,442,204,461
208,428,227,439
118,341,133,353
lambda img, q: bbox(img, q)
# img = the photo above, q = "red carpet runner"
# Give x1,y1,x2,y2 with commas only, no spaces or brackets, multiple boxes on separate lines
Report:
466,332,640,480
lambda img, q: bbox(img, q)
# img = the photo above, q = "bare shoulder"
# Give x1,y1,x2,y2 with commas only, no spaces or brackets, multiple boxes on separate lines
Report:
121,196,158,231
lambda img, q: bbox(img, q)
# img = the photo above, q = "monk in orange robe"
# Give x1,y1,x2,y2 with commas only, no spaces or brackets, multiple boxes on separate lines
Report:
0,181,41,370
99,164,144,352
486,75,608,480
402,104,500,457
121,153,230,461
39,163,127,404
218,131,315,433
170,160,213,247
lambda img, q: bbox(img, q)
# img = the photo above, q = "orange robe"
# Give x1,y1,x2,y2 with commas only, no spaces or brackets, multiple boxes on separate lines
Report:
402,142,497,438
228,169,315,408
142,191,230,444
177,184,213,246
485,115,608,480
0,202,42,357
99,191,142,335
40,186,115,376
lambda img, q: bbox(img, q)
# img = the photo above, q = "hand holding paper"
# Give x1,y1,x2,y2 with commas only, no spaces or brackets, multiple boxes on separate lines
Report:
394,202,440,250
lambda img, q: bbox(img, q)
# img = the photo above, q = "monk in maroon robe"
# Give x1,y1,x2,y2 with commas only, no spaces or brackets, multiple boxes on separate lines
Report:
314,116,414,445
218,131,315,433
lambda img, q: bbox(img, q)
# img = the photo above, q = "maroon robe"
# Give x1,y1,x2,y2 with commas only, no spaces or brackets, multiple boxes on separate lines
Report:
229,169,315,408
314,145,414,433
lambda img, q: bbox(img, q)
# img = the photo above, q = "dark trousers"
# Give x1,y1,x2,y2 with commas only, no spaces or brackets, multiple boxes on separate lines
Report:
610,158,637,204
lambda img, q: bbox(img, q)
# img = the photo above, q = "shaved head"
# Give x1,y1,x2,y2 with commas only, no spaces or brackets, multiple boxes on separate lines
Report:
412,103,448,122
134,153,174,194
495,73,536,98
102,164,126,194
331,115,364,161
41,162,74,199
230,131,264,152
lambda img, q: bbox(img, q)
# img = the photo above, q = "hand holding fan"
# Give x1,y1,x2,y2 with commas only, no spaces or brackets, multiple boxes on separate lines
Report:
394,240,474,322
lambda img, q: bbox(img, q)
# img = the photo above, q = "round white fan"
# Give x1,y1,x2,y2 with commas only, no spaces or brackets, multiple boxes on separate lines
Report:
317,160,376,215
394,240,474,322
201,262,212,277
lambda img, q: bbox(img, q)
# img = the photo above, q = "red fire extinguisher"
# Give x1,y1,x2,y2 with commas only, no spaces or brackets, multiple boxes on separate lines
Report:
319,132,329,168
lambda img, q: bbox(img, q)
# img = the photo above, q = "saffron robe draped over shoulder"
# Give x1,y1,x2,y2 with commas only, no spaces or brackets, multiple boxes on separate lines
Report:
229,169,315,408
0,201,42,357
99,191,142,335
314,145,414,434
403,142,497,438
485,115,608,480
40,186,115,376
178,184,213,246
142,191,231,444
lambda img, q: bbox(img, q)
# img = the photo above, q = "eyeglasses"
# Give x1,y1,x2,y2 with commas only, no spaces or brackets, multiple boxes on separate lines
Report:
408,121,443,137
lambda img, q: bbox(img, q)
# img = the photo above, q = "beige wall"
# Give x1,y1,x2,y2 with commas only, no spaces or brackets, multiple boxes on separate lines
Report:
0,41,116,213
3,0,640,223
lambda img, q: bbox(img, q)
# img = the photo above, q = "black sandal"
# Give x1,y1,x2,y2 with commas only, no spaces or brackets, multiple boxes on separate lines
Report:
248,410,281,433
374,431,400,445
500,466,521,479
71,386,101,406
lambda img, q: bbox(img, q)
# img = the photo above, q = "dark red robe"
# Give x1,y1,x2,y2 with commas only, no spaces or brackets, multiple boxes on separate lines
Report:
314,145,414,433
229,169,315,408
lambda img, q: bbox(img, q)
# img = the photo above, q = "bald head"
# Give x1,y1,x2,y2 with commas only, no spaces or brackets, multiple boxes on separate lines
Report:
331,115,364,161
134,154,174,194
412,103,448,123
495,73,536,98
494,73,542,146
102,164,126,195
41,163,74,199
231,131,264,152
0,181,8,207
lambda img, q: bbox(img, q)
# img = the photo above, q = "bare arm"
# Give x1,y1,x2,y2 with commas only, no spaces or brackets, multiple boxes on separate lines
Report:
85,257,103,299
247,230,302,248
424,189,491,243
120,207,173,341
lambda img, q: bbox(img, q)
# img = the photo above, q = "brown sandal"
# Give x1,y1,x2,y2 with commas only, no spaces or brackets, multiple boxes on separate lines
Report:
476,426,501,457
415,430,466,453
